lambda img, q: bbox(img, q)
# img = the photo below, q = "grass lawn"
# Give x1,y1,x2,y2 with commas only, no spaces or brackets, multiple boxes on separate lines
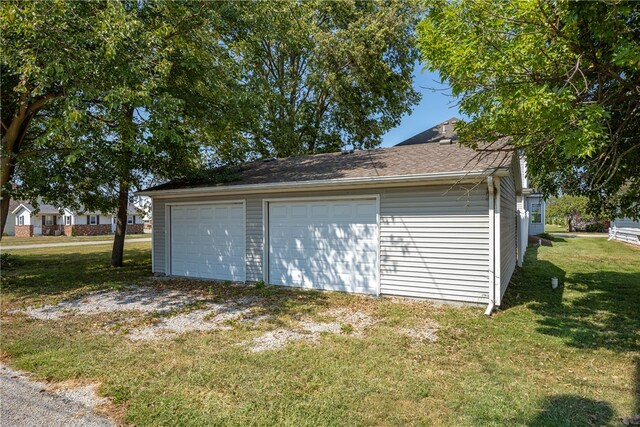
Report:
1,239,638,426
545,224,568,233
1,234,149,247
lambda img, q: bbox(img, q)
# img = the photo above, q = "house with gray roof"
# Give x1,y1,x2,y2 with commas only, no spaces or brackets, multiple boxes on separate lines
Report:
12,201,144,237
139,136,527,314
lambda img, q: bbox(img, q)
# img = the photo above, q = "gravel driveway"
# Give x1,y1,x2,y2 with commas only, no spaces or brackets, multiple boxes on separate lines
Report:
0,364,114,427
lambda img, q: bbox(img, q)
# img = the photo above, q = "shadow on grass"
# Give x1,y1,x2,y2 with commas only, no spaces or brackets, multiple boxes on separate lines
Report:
503,245,640,353
1,248,152,298
1,246,336,322
528,395,614,426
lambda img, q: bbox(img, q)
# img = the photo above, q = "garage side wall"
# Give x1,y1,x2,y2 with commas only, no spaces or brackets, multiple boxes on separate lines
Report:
379,185,491,303
152,184,492,304
499,173,517,303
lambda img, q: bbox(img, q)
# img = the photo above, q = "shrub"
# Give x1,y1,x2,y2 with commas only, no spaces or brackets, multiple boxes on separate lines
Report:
586,223,606,233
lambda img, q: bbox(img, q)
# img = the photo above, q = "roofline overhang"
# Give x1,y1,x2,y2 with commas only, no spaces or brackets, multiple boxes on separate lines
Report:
136,168,510,198
11,203,31,214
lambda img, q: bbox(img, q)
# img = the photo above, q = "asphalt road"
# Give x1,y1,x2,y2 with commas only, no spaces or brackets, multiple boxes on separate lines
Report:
0,364,114,427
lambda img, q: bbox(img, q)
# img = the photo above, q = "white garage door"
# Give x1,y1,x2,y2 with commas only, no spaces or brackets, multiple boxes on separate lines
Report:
268,199,378,294
170,203,245,281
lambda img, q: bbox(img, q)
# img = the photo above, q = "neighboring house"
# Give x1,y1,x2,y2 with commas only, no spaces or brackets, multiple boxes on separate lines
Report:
518,156,545,235
609,217,640,245
12,202,144,237
134,197,153,230
395,117,461,146
138,141,525,313
13,202,63,237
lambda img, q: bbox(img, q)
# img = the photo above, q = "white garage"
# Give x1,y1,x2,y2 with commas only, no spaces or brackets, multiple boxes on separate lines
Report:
169,202,245,281
142,138,522,311
266,198,379,294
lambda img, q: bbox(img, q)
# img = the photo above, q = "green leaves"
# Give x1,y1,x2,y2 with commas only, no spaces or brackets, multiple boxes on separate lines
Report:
417,0,640,219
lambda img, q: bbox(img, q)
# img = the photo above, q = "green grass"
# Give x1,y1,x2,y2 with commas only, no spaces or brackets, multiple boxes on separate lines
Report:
1,239,638,426
1,234,149,247
545,224,568,233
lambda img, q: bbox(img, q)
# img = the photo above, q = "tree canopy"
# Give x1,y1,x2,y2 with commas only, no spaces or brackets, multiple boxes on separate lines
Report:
1,0,421,264
417,0,640,219
223,0,421,159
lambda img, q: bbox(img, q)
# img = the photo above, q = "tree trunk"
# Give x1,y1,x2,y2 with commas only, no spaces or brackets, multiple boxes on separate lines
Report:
1,91,61,238
1,116,30,239
111,178,129,267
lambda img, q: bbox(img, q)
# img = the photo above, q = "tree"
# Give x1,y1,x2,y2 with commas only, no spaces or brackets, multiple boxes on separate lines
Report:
0,1,129,236
417,0,640,219
226,0,421,159
546,196,592,232
5,1,247,266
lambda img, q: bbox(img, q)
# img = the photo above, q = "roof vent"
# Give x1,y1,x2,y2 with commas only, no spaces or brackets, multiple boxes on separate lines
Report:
341,149,354,155
439,138,453,145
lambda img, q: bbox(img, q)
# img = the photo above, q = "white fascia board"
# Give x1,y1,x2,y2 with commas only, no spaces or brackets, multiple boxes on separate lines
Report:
137,168,509,198
11,204,31,215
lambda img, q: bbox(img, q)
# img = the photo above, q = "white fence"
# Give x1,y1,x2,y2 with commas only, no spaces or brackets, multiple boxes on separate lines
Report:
608,227,640,246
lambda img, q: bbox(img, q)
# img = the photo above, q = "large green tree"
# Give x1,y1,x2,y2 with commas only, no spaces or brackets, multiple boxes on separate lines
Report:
225,0,421,159
0,1,124,236
417,0,640,219
546,195,591,232
5,1,246,265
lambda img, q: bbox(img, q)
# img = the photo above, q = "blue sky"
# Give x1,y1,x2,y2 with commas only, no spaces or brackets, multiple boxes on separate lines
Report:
380,62,466,147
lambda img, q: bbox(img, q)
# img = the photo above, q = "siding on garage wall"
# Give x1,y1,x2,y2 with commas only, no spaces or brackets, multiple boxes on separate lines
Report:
499,173,517,304
152,183,493,303
379,185,491,303
152,198,166,274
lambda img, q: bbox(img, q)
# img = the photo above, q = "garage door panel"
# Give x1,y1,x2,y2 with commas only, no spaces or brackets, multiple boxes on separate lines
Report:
268,199,378,295
171,203,245,281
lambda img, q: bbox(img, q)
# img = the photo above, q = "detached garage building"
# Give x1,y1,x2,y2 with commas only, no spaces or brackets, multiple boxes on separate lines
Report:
138,142,524,312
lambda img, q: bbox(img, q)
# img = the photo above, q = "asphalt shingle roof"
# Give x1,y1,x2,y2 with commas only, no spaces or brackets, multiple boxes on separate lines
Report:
395,117,461,146
143,137,512,193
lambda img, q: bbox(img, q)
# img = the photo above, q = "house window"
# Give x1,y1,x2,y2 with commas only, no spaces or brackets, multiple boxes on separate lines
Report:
531,204,542,224
18,216,24,226
127,215,134,225
89,215,97,225
45,215,54,226
65,215,72,225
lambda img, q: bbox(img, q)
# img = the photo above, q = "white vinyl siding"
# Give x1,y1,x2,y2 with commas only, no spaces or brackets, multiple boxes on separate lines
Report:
246,197,263,281
14,208,31,226
379,185,490,303
151,184,495,304
152,198,166,273
527,194,545,235
499,174,517,304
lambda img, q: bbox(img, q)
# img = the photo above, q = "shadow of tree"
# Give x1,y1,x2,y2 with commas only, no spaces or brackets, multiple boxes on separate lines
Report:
528,395,614,426
502,245,640,353
1,248,152,299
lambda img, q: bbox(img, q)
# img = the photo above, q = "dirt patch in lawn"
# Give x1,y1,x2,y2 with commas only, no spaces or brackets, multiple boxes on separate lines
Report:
400,321,440,343
16,285,379,349
242,307,377,352
128,297,273,341
21,286,204,320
